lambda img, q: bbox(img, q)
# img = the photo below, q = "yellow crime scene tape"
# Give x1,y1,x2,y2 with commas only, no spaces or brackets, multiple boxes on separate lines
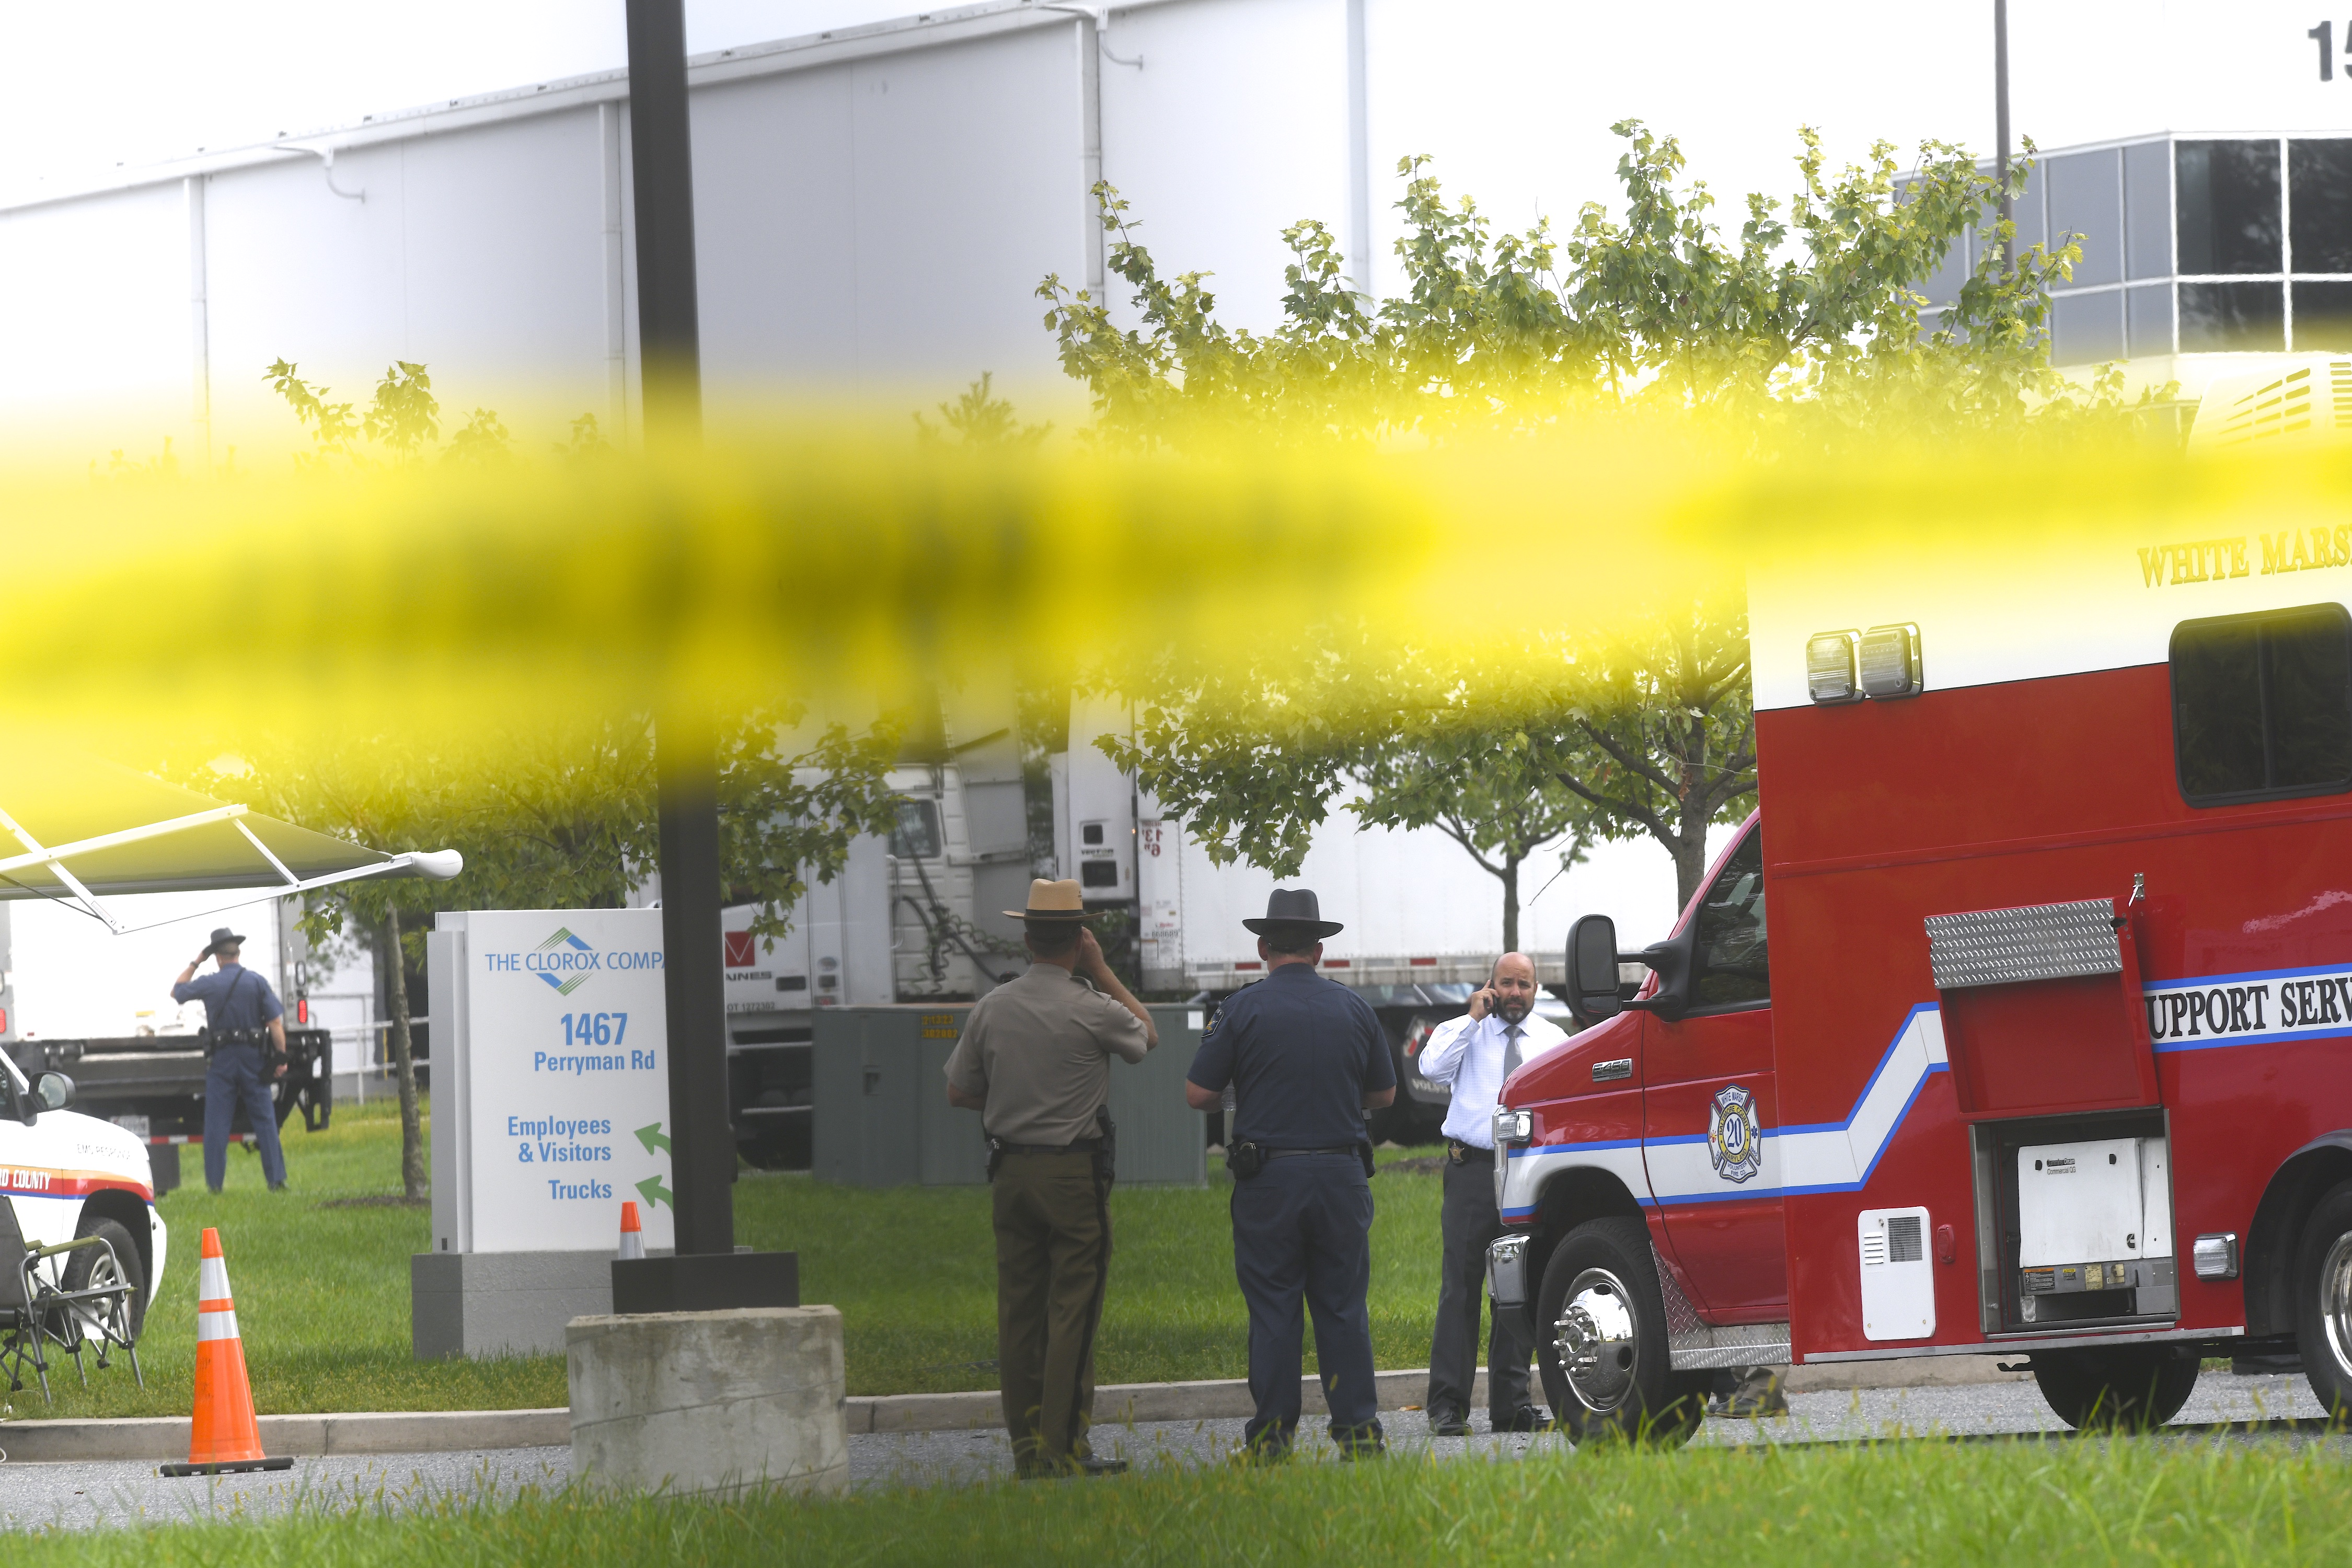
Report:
0,421,2347,773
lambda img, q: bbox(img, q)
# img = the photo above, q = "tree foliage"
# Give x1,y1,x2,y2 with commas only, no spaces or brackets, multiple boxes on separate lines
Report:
240,361,903,1191
1043,122,2153,926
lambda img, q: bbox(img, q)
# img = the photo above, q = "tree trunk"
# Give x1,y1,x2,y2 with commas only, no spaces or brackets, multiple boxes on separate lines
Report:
385,907,426,1201
1501,855,1520,955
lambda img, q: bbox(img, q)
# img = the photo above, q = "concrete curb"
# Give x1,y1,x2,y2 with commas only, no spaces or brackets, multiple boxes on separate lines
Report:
844,1356,2032,1434
0,1409,571,1465
0,1355,2037,1458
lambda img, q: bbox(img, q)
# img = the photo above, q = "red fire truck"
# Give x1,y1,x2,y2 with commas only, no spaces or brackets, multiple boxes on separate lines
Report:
1489,521,2352,1441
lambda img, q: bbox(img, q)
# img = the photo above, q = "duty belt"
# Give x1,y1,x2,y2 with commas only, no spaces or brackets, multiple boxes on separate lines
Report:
1264,1146,1358,1160
1447,1140,1496,1165
994,1138,1104,1156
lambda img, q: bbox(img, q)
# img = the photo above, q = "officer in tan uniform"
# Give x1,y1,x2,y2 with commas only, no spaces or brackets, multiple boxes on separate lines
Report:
944,879,1158,1478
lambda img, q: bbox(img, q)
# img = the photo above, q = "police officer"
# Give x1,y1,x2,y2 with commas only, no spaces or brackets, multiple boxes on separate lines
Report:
944,879,1158,1479
1185,888,1396,1461
1414,951,1565,1435
171,926,290,1193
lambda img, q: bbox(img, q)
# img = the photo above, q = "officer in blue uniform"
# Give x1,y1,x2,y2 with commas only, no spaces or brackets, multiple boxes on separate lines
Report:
171,926,289,1193
1186,889,1396,1460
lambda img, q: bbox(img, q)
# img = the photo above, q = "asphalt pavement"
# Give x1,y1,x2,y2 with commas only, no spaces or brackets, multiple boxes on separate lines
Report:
0,1372,2336,1530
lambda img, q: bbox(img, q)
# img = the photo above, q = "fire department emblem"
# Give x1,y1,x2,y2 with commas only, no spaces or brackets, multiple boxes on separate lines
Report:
1708,1083,1762,1185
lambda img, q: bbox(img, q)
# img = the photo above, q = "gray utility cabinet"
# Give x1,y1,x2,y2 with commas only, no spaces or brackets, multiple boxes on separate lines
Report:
812,1003,1206,1186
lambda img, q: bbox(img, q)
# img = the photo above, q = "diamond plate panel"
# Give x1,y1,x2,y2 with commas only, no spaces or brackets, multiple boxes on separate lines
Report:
1925,898,2121,990
1654,1247,1792,1370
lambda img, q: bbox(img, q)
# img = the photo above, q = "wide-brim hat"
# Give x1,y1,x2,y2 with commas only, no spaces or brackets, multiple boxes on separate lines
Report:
1004,878,1091,921
204,926,247,954
1242,887,1343,939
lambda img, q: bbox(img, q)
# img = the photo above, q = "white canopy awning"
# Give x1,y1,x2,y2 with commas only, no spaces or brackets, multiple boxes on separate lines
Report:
0,754,460,935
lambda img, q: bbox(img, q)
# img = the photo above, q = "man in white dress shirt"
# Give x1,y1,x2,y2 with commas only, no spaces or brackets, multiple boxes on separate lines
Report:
1414,951,1567,1435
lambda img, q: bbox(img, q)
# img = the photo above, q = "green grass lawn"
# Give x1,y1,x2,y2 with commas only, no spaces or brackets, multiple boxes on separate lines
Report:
8,1096,566,1422
19,1429,2352,1564
8,1100,1446,1418
749,1148,1446,1396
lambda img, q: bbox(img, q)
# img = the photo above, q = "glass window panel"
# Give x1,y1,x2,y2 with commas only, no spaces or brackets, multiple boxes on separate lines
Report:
2173,618,2270,798
2050,290,2124,364
1691,831,1768,1007
2291,140,2352,273
2293,280,2352,350
2125,140,2173,280
2048,151,2123,288
2265,606,2352,790
2173,605,2352,803
890,798,941,859
2180,281,2285,351
2176,140,2282,274
2127,283,2174,356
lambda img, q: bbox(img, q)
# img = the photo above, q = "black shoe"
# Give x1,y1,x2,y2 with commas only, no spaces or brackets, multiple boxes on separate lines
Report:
1427,1409,1471,1438
1337,1440,1386,1461
1232,1442,1292,1468
1017,1455,1129,1480
1492,1406,1550,1433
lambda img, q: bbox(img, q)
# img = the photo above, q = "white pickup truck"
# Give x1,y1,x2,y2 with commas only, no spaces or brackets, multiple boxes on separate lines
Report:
0,1051,163,1335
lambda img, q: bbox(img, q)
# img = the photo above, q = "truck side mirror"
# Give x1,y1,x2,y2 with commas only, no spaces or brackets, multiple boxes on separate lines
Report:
1566,915,1623,1028
34,1073,72,1113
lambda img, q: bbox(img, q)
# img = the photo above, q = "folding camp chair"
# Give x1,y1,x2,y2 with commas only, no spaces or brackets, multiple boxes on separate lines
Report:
0,1202,141,1402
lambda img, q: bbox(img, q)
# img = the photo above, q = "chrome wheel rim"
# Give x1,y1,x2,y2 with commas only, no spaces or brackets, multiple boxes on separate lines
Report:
1553,1266,1640,1412
72,1250,130,1342
2322,1232,2352,1380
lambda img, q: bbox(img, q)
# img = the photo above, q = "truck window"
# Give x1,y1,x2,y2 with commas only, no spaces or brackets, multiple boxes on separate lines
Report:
890,798,942,858
2172,603,2352,804
1691,829,1769,1008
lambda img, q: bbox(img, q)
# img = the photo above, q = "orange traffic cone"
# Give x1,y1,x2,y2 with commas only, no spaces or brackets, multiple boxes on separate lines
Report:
160,1227,292,1477
617,1201,644,1260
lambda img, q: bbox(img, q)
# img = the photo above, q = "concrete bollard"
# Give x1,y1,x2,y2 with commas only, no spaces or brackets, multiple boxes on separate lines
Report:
567,1305,848,1497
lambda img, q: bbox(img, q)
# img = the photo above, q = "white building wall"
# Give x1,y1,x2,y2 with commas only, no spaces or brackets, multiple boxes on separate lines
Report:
8,0,2348,467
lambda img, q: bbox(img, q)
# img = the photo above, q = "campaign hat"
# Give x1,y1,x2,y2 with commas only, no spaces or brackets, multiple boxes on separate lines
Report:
1004,878,1091,920
1242,887,1344,939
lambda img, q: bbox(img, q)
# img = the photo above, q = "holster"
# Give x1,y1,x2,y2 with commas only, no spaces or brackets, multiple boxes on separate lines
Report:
985,1137,1006,1183
1094,1106,1117,1192
1225,1140,1266,1180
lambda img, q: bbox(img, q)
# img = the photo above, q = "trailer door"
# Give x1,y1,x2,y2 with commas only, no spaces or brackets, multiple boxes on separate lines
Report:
1640,827,1789,1315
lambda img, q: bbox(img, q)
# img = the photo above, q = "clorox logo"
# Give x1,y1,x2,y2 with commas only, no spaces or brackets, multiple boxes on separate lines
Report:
484,927,665,985
535,928,597,996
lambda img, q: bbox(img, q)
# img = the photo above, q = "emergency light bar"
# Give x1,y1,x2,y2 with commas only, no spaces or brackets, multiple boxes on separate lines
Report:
1806,624,1924,704
1805,631,1861,704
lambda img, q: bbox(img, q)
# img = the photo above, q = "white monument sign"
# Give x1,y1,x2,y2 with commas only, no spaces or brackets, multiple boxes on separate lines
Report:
428,908,674,1255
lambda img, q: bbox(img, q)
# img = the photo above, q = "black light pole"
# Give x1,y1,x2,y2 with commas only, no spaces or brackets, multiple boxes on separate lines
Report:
1994,0,2013,270
618,0,794,1309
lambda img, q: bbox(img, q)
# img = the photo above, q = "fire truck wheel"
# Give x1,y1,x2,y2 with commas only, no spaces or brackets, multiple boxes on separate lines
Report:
2293,1176,2352,1415
2031,1344,2199,1431
1532,1217,1701,1447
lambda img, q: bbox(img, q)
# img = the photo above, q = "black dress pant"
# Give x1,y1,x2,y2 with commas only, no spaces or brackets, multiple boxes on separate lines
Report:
1230,1153,1383,1452
1426,1151,1531,1421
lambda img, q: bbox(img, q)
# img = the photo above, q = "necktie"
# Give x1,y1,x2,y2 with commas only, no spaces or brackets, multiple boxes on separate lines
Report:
1502,1022,1524,1080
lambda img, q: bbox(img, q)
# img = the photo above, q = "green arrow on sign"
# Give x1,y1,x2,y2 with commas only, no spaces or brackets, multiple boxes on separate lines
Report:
635,1122,671,1155
636,1174,674,1211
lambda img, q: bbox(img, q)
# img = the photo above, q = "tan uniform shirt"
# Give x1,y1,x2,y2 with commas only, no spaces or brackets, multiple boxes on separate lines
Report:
944,962,1151,1144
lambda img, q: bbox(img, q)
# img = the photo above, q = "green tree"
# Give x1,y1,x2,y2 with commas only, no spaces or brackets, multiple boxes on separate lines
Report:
1350,727,1601,952
230,362,902,1196
1047,123,2137,912
213,714,901,1199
